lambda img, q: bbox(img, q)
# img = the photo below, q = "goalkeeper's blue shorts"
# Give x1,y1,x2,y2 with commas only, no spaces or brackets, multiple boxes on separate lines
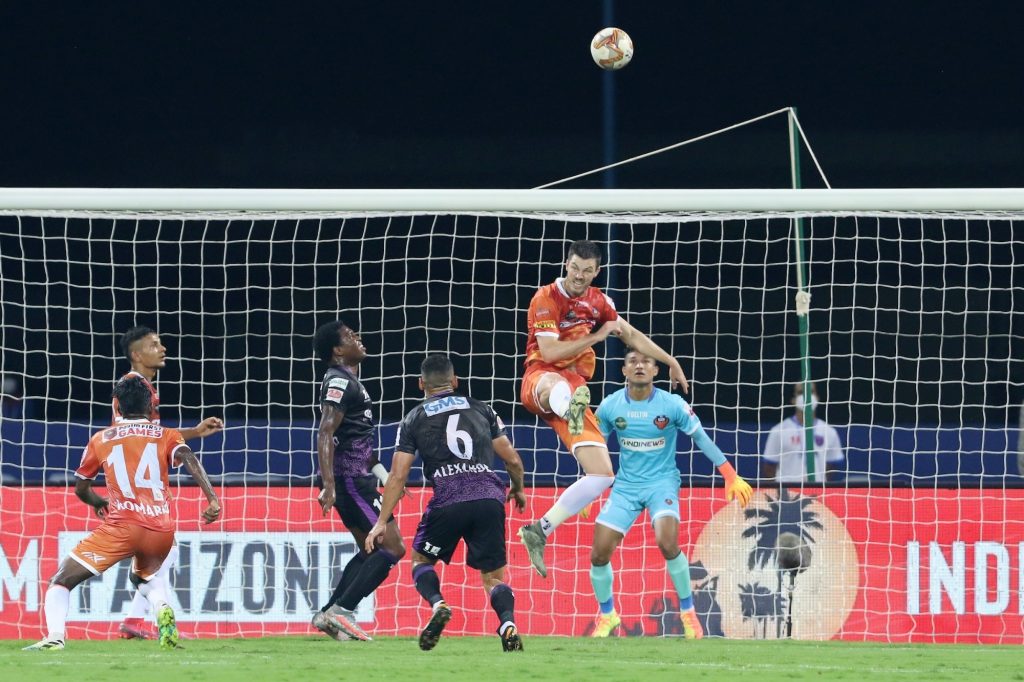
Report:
595,478,681,535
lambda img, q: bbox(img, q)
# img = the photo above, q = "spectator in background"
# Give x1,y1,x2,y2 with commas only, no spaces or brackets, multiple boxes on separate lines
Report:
761,382,844,484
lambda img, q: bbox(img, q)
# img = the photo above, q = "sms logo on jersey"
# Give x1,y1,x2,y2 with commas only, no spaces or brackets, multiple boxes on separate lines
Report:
653,415,670,430
614,417,627,430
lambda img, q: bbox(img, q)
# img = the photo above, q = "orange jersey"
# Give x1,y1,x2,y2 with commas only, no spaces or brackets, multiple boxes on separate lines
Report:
76,420,185,532
112,371,160,424
524,279,618,380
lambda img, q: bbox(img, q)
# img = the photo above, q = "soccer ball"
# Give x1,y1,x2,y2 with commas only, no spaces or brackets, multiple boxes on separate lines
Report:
590,27,634,70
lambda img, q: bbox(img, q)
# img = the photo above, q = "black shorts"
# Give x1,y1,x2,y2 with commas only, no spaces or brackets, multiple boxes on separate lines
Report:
412,498,507,572
332,476,393,534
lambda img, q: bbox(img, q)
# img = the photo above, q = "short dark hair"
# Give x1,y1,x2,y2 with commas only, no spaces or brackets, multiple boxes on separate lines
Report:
112,376,153,418
567,240,602,266
120,326,156,361
313,320,348,364
420,354,454,388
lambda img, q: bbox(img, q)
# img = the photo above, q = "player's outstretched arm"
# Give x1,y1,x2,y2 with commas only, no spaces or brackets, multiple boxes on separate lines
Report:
493,435,527,512
365,450,414,553
179,417,225,442
176,445,222,524
615,319,689,393
688,422,752,507
74,478,109,519
315,404,345,515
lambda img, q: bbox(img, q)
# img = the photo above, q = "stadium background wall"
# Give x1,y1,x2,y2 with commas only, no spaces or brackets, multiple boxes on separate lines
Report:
1,486,1022,644
1,421,1018,486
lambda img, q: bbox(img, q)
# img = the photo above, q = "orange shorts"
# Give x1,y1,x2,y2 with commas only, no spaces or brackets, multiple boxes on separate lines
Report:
70,522,175,579
521,365,606,454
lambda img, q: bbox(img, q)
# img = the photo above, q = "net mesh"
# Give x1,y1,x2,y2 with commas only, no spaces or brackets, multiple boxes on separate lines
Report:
1,207,1022,643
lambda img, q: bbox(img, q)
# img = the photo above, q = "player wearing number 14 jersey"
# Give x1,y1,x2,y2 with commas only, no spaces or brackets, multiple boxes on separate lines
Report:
24,377,221,652
366,354,527,652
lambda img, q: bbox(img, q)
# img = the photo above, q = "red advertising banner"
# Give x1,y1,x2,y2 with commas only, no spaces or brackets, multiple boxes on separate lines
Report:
1,486,1022,643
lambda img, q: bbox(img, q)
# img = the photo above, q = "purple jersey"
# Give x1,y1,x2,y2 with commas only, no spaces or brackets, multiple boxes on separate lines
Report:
318,365,375,478
395,391,507,508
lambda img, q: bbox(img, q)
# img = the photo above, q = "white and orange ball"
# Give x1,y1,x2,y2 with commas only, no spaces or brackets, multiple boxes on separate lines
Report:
590,27,634,70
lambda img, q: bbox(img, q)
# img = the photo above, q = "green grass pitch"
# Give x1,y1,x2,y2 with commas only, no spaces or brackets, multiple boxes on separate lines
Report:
2,636,1021,682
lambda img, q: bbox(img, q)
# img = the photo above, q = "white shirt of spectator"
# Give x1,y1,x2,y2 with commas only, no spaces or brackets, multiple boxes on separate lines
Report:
762,416,844,482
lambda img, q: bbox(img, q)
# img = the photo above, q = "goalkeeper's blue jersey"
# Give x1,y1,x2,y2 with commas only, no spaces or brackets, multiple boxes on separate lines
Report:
595,387,701,485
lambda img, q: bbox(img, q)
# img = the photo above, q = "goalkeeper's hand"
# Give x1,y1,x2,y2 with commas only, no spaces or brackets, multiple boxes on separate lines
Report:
579,502,594,519
716,461,753,508
725,476,753,508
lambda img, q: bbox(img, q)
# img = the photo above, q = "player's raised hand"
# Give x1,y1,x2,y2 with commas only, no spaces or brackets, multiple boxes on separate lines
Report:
194,416,225,438
668,361,690,394
317,486,336,516
507,488,526,512
364,522,386,553
202,500,222,524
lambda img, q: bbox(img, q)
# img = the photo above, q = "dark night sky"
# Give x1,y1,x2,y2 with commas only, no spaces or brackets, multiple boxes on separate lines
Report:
1,2,1023,190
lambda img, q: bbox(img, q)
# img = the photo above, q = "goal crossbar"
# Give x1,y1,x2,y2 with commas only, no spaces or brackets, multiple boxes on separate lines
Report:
2,187,1024,214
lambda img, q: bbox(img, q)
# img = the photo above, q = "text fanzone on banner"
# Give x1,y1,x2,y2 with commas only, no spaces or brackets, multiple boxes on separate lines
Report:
0,486,1022,643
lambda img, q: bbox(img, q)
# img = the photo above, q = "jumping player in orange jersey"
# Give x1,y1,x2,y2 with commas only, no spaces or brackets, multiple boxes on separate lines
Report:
23,376,221,652
518,240,690,578
115,326,224,640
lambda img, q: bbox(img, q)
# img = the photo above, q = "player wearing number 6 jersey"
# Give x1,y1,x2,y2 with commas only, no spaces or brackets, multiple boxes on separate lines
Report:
366,354,527,653
24,377,221,652
587,350,752,639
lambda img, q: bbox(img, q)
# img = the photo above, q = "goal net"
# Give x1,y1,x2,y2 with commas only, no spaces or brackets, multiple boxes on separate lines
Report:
1,188,1022,644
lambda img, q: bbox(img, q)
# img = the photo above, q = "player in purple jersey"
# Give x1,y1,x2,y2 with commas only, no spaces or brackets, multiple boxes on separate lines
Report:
310,320,406,642
366,354,527,652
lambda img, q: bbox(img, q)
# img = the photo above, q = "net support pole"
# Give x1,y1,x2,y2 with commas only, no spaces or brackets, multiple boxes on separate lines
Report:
789,107,816,482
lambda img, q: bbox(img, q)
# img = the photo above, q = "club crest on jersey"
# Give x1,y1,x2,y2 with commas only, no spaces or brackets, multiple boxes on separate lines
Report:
614,417,627,430
653,415,670,430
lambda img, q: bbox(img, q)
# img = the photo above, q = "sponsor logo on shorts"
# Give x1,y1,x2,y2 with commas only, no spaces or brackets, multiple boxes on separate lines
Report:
618,437,666,452
653,415,670,430
81,551,106,563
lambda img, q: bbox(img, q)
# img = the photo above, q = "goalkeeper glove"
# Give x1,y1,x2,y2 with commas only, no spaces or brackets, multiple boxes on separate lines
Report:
579,502,594,519
717,461,753,508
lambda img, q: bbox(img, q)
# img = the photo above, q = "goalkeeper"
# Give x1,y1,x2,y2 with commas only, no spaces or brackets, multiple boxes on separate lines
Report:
588,350,752,639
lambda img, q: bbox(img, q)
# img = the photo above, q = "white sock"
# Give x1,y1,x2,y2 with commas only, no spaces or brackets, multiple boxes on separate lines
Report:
539,474,614,536
136,575,170,613
44,585,70,641
128,545,178,620
548,381,572,418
